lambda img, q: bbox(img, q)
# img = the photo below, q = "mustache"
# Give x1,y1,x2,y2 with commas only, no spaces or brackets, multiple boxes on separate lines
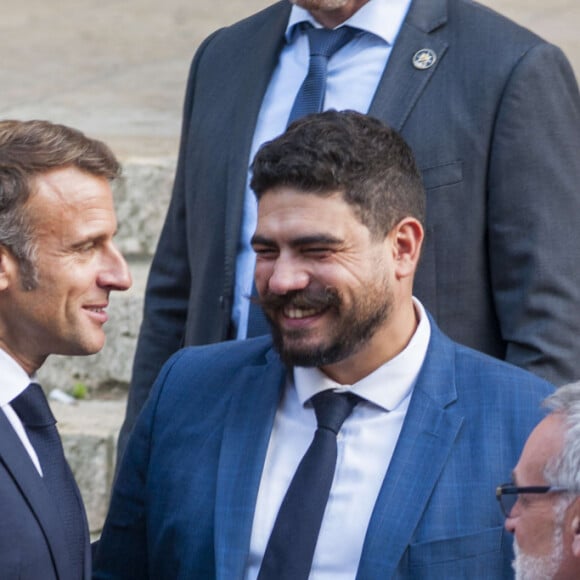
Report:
253,287,341,311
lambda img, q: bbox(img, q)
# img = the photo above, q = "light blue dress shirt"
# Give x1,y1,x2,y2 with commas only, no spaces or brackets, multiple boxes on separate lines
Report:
233,0,413,338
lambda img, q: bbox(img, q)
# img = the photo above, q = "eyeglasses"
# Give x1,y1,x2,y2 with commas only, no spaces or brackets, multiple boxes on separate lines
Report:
496,483,573,517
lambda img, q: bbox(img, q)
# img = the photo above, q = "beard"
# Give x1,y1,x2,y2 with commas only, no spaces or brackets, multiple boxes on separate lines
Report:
512,527,564,580
257,277,393,368
290,0,351,11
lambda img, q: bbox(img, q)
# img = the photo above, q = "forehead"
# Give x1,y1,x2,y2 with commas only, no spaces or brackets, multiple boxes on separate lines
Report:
515,413,566,484
27,166,116,232
256,187,365,237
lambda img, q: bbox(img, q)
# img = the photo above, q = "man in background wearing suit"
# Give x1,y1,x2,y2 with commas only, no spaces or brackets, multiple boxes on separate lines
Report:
0,120,132,579
498,381,580,579
96,111,553,579
118,0,580,459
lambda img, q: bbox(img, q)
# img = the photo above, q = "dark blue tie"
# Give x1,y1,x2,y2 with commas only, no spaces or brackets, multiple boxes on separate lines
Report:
246,25,357,338
257,390,359,580
11,383,87,578
287,25,357,124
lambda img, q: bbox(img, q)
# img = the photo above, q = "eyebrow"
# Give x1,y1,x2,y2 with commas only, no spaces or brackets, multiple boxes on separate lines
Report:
69,232,110,250
251,233,344,248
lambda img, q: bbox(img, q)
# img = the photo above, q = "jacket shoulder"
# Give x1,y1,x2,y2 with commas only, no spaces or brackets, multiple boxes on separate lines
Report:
453,340,555,402
200,1,290,50
449,0,554,58
168,336,274,377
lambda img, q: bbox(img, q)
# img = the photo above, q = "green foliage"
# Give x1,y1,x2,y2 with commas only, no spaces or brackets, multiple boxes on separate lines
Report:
71,382,88,400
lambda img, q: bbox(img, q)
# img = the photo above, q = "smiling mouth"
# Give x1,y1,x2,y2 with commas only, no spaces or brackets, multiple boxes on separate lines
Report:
283,305,324,319
261,287,341,321
85,306,106,313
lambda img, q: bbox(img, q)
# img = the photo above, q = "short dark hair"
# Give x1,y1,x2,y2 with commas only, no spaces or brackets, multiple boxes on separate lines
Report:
0,120,120,288
250,110,425,238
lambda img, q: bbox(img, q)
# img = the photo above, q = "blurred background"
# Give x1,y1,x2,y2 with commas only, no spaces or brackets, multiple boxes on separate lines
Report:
2,0,578,160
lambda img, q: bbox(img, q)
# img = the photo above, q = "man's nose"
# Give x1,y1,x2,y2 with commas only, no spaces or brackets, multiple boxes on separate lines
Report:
267,256,310,295
504,513,516,534
98,244,132,291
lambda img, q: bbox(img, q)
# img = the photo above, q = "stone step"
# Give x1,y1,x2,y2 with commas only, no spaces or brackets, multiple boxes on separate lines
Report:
113,157,175,258
53,398,126,535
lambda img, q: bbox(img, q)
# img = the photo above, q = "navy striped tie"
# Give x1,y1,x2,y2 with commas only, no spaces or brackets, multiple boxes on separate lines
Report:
288,25,357,124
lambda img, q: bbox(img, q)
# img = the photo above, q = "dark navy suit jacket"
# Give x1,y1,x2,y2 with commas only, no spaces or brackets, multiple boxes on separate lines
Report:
96,315,553,579
0,411,91,579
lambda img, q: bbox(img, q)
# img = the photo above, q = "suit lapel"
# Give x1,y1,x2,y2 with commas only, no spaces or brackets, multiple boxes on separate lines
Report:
223,2,291,270
0,411,74,579
214,348,286,580
369,0,448,131
357,321,464,579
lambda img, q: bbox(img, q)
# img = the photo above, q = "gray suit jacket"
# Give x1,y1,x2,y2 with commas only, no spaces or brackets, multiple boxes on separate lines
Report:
120,0,580,453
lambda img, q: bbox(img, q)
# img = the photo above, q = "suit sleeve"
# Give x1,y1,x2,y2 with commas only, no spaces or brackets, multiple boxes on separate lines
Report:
92,361,167,580
116,32,221,462
488,42,580,385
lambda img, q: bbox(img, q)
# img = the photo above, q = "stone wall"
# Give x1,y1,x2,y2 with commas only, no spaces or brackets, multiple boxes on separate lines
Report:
54,400,125,537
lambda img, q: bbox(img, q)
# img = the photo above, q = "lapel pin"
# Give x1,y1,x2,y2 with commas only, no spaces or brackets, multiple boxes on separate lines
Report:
412,48,437,70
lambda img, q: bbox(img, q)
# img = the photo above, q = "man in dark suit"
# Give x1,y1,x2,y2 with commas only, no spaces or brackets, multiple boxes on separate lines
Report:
96,111,553,578
118,0,580,459
0,120,132,579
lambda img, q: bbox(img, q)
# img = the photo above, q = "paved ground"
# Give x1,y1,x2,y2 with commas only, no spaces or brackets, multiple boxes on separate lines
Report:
2,0,579,160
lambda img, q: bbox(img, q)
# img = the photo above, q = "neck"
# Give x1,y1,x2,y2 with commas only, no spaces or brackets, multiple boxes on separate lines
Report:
0,337,42,377
321,297,419,385
308,0,370,28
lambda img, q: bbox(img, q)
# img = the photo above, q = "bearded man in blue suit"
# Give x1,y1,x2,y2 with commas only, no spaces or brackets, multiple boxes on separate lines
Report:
95,111,553,579
118,0,580,463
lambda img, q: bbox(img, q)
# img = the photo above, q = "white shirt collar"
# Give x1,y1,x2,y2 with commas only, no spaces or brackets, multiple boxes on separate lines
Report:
286,0,413,45
294,297,431,412
0,348,35,406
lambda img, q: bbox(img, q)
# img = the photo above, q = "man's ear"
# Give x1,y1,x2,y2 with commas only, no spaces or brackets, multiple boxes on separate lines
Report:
389,217,424,280
0,245,18,291
571,507,580,557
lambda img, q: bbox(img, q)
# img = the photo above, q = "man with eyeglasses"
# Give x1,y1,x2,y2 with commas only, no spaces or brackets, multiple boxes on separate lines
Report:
497,381,580,579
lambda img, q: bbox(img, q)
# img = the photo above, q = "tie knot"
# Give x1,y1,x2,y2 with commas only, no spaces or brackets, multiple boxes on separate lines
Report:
11,383,56,428
311,390,359,435
306,25,357,59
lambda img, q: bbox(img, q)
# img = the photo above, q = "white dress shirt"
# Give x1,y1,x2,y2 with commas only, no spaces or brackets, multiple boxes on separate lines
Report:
0,348,43,474
245,298,431,579
233,0,413,338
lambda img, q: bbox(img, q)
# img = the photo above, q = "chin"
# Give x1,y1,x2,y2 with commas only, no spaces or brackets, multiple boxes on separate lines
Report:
513,538,563,580
291,0,350,10
63,335,106,357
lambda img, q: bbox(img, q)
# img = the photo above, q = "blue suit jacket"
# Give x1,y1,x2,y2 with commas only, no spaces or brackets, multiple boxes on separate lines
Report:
0,412,91,579
96,317,553,579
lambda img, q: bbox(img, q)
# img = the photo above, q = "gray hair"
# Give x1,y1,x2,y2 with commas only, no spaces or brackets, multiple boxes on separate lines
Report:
543,381,580,490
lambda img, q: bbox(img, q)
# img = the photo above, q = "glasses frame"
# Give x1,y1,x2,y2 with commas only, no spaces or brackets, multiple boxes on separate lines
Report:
495,482,572,517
